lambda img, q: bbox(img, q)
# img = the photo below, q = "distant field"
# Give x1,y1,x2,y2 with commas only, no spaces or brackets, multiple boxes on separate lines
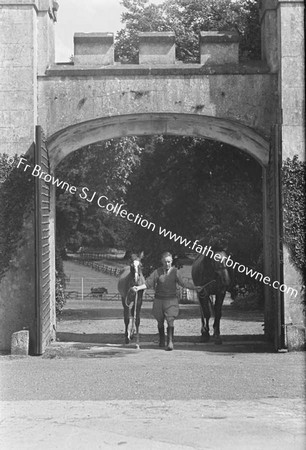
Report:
64,260,121,295
63,259,195,302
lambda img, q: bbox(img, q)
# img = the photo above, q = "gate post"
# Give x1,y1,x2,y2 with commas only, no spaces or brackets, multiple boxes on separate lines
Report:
261,0,305,350
277,0,305,350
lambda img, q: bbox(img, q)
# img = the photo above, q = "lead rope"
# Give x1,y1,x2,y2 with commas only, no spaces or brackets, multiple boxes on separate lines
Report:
133,290,138,323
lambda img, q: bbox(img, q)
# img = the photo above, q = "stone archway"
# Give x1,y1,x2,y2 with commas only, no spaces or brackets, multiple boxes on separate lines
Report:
47,112,276,349
48,113,269,170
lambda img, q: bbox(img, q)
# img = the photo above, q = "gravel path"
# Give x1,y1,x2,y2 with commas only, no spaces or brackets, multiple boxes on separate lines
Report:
1,261,304,450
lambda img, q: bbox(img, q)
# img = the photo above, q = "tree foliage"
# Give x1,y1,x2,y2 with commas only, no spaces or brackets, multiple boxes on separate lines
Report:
125,136,262,269
0,154,34,277
55,138,142,252
115,0,260,63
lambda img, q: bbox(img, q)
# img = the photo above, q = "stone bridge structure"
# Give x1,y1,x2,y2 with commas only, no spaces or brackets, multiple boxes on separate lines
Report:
0,0,304,353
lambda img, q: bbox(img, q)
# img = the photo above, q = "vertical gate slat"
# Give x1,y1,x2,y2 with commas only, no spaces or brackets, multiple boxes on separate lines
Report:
268,124,285,350
34,126,51,355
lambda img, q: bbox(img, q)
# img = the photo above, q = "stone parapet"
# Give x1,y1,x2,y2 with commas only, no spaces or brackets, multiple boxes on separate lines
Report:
139,32,175,65
200,31,239,66
74,32,114,66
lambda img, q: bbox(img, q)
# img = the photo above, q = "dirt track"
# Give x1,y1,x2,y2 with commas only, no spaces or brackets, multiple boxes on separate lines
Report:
61,259,265,346
55,298,265,347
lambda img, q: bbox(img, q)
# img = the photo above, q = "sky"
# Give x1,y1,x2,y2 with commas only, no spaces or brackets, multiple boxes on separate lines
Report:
55,0,164,61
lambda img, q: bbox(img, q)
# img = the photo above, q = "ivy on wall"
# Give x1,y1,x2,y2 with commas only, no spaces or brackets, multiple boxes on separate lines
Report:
0,153,34,278
282,155,306,284
0,153,67,315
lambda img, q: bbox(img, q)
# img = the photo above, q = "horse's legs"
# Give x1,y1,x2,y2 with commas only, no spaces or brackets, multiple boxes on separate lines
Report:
198,294,211,342
134,295,143,350
213,290,226,345
121,297,130,344
128,304,135,342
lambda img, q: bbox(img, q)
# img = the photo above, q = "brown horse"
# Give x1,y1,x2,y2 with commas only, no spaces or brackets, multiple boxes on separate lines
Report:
191,250,231,344
117,253,145,349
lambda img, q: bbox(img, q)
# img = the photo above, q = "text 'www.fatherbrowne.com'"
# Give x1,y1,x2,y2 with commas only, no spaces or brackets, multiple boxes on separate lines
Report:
158,226,298,298
14,156,299,299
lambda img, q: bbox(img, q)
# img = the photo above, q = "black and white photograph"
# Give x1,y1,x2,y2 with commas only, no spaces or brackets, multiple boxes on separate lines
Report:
0,0,305,448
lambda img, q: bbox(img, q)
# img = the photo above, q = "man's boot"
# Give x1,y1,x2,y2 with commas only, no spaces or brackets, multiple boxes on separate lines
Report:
167,326,174,351
158,325,165,347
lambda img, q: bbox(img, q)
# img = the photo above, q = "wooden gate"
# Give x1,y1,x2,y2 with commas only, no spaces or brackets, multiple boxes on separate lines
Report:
267,124,285,350
34,126,52,355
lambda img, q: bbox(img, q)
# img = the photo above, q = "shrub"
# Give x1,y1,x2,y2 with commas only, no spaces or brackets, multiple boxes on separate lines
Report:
55,272,66,316
55,248,67,316
282,156,306,284
0,153,34,277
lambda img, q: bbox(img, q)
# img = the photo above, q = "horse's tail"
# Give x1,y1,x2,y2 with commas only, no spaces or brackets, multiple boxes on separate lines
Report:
223,269,231,287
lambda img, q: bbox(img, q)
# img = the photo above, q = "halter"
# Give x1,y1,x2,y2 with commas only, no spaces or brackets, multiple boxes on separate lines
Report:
124,256,143,309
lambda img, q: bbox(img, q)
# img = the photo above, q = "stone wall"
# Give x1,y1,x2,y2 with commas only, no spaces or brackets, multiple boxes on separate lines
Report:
0,210,36,352
38,69,277,142
0,2,37,156
0,0,57,353
280,0,305,349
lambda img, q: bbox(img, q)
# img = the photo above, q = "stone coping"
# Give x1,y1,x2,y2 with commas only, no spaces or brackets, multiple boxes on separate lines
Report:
44,61,272,78
74,32,114,45
200,30,240,43
139,31,175,44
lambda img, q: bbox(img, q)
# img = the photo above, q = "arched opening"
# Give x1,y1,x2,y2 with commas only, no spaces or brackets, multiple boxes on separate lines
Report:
48,113,269,169
46,113,273,351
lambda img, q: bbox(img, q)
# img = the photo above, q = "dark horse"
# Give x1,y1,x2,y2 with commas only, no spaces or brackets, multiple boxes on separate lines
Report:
117,253,145,349
191,250,231,344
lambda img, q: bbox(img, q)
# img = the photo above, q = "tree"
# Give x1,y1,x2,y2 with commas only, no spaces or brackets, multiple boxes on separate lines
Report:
125,136,263,270
55,137,142,252
115,0,260,63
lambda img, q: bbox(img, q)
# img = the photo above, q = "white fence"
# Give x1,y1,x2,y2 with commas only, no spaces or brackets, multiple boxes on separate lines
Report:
64,275,155,301
64,275,197,303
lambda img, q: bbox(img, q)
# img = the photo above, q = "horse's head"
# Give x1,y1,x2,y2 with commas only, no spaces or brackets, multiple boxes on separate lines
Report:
172,254,183,269
129,252,144,285
212,250,231,287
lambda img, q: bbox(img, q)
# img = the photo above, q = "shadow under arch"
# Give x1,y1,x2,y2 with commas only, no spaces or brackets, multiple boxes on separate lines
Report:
47,113,269,170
